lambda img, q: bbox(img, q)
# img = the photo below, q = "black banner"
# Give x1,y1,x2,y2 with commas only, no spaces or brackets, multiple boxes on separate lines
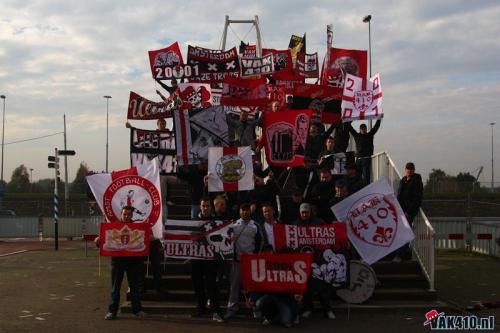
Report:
187,46,240,83
130,128,177,174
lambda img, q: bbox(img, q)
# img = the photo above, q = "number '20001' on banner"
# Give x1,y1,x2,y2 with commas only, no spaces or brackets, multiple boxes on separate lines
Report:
240,253,313,294
99,222,151,257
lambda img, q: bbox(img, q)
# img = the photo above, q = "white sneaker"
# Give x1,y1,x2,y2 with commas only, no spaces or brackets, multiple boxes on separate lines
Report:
301,310,312,319
262,319,271,325
392,256,402,263
326,311,336,319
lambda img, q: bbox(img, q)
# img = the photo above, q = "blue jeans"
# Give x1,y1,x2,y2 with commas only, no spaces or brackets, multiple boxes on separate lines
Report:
109,257,142,314
255,294,296,326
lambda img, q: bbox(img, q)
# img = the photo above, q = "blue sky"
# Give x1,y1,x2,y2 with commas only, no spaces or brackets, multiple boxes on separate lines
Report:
1,0,500,185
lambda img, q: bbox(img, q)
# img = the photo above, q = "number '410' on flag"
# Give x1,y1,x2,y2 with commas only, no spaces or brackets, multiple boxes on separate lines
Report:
331,177,414,265
208,146,254,192
341,73,383,122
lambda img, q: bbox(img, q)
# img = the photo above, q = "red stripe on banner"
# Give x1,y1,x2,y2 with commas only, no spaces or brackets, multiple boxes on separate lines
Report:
359,111,365,120
163,233,198,241
448,233,464,240
178,110,189,166
342,95,354,102
477,233,492,240
373,92,383,99
362,78,367,91
222,146,239,192
111,167,138,180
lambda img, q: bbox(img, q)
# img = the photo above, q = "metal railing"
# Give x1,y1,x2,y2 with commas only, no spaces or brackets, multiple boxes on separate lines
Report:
371,151,436,291
0,216,103,238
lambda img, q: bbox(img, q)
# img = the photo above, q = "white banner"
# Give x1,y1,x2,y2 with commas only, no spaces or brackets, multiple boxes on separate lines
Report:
341,73,383,122
331,177,414,264
86,159,163,239
208,146,254,192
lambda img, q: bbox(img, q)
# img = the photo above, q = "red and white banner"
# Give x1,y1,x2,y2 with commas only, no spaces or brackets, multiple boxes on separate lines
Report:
273,72,305,94
262,110,312,167
240,53,275,77
273,223,349,251
99,222,151,257
187,46,240,83
86,159,163,239
221,77,267,107
341,73,383,121
321,48,367,89
173,109,194,166
178,83,213,110
127,91,178,120
331,177,415,265
263,48,293,75
240,253,313,294
148,42,185,79
296,52,319,78
207,146,254,192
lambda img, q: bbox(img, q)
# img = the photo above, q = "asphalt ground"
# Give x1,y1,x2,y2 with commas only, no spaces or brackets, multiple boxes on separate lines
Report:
1,240,499,332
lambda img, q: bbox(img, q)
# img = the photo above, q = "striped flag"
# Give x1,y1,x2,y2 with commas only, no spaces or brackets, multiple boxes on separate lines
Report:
164,219,234,260
341,73,383,121
173,109,195,166
207,146,254,192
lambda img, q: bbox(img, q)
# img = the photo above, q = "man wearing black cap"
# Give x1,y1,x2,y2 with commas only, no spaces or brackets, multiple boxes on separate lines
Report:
347,119,381,184
394,162,423,262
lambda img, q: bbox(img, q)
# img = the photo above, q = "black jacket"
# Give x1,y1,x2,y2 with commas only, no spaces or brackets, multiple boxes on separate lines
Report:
397,173,423,217
348,119,381,157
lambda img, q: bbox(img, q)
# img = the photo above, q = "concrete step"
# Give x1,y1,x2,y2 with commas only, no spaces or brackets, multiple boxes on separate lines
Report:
121,299,449,314
371,260,422,275
376,273,429,289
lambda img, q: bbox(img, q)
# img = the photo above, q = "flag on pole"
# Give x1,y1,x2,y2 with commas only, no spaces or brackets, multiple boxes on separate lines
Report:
86,159,163,239
208,146,254,192
341,73,383,121
331,177,415,265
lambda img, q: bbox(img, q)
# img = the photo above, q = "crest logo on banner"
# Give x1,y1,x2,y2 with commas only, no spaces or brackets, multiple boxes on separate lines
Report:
178,83,213,110
100,223,151,257
321,48,367,89
86,159,163,239
341,74,383,121
208,146,254,192
331,177,415,264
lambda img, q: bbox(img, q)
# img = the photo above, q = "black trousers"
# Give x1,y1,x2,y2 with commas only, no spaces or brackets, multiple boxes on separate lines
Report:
191,260,220,312
140,239,164,292
109,257,142,314
302,278,332,314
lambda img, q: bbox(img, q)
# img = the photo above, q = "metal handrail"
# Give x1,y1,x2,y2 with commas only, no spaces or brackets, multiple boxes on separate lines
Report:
371,151,435,291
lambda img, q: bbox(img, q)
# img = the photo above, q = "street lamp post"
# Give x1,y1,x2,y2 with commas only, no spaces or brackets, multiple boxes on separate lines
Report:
363,15,372,130
30,168,34,192
1,95,5,185
491,122,495,192
103,96,112,173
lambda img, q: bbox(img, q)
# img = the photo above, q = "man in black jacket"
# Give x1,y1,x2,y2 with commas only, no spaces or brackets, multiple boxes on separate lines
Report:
394,162,423,262
348,120,381,184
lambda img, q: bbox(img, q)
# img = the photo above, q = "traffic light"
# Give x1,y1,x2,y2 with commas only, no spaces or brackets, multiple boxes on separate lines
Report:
58,150,76,156
48,156,59,169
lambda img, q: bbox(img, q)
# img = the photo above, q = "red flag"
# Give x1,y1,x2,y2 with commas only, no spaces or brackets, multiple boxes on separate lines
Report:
221,77,268,107
99,222,151,257
290,83,342,124
321,48,368,88
148,42,184,79
240,253,313,294
127,91,176,120
262,109,312,167
262,48,293,75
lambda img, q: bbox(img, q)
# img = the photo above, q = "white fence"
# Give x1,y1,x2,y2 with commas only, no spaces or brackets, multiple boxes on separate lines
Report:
371,151,436,290
0,216,103,238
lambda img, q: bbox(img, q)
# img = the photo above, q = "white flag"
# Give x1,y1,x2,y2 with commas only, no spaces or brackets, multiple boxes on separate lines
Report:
86,159,163,239
331,177,414,264
341,73,383,122
208,146,254,192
